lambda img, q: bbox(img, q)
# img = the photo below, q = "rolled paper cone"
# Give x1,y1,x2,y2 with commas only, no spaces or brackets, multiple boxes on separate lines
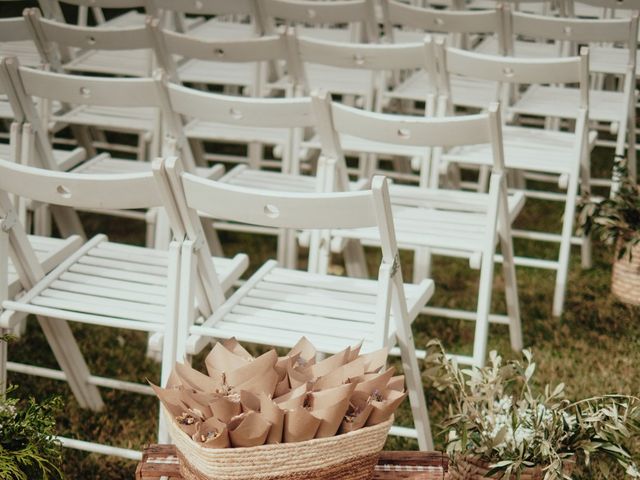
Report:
176,412,200,437
289,336,317,364
347,341,364,362
313,396,351,438
193,417,231,449
304,347,350,379
387,375,405,392
151,384,188,418
166,369,182,388
353,368,395,396
222,337,253,360
226,349,278,387
209,395,242,423
206,342,251,375
308,382,356,410
283,406,321,443
366,390,407,427
179,389,213,417
287,364,313,388
175,362,223,392
274,382,308,410
240,390,261,412
275,352,301,382
274,376,291,397
313,357,366,391
228,411,272,448
339,401,374,434
358,347,389,373
259,394,285,444
234,368,279,397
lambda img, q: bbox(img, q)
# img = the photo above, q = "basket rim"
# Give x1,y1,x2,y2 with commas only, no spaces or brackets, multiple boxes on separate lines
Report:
165,406,394,455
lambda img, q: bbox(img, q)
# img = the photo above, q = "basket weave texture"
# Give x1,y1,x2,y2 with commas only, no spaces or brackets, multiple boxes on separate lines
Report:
167,410,393,480
612,244,640,306
448,457,545,480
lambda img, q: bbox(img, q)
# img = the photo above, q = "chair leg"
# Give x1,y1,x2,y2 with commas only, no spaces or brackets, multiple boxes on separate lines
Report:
0,328,7,395
473,251,494,368
343,239,369,278
37,316,104,411
412,248,431,283
49,205,87,240
34,205,52,237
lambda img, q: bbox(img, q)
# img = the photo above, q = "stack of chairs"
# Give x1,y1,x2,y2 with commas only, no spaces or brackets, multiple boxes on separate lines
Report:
0,0,638,462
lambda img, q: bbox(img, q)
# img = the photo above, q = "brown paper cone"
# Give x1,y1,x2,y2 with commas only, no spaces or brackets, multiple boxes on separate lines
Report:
387,375,405,392
275,352,301,380
313,357,367,390
274,376,291,397
179,390,213,418
309,382,356,410
359,347,389,373
287,364,314,389
240,390,261,412
166,370,182,388
205,343,250,376
366,390,407,426
274,383,309,410
304,347,351,379
289,337,316,364
176,412,201,437
175,362,223,393
339,401,374,434
347,341,364,362
226,349,278,387
234,368,279,397
193,417,231,449
283,407,321,443
150,383,188,418
353,368,395,396
259,394,285,444
228,411,272,448
209,395,242,423
222,337,253,360
313,396,351,438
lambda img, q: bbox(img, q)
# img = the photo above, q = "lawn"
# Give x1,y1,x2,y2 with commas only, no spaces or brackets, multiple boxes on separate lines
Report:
5,144,639,478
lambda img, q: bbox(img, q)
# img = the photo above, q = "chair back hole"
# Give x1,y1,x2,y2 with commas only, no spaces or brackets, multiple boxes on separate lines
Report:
353,53,365,66
229,108,243,120
195,0,203,10
87,35,96,45
264,204,280,218
397,128,411,139
503,67,514,78
434,17,444,26
56,185,71,199
80,87,91,98
214,48,225,58
307,8,317,19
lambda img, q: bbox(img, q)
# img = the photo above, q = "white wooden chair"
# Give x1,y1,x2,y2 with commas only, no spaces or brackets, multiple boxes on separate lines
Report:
437,44,592,317
152,155,435,450
381,1,510,110
0,17,43,69
0,158,248,458
257,0,380,43
506,10,639,185
0,58,225,246
157,80,370,267
23,7,158,160
310,91,523,368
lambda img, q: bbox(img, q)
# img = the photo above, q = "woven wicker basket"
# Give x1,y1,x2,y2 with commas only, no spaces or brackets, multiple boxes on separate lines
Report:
166,409,393,480
448,456,575,480
612,243,640,306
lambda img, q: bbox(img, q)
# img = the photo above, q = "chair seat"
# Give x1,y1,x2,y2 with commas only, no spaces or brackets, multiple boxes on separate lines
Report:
70,155,218,178
510,85,626,123
0,143,86,171
187,260,434,354
52,105,156,134
3,235,248,331
187,19,258,40
183,118,291,145
177,59,258,87
8,235,84,298
442,126,598,175
271,64,374,98
63,49,153,78
590,45,638,76
0,41,42,68
336,185,525,254
220,165,367,192
303,132,430,159
387,70,498,109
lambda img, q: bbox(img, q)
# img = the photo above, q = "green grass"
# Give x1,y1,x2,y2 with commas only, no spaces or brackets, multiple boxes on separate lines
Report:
5,150,640,478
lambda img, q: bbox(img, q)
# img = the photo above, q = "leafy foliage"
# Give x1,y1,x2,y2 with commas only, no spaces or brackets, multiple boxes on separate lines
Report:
580,165,640,260
0,386,64,480
424,341,640,479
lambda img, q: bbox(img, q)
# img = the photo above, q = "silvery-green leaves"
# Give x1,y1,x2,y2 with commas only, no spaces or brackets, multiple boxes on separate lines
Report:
424,340,640,479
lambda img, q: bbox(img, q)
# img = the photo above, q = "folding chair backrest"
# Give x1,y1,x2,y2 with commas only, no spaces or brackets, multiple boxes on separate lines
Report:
24,7,154,73
438,42,590,108
0,17,33,43
510,11,638,70
259,0,379,42
568,0,640,10
150,0,258,16
159,81,315,173
0,157,159,211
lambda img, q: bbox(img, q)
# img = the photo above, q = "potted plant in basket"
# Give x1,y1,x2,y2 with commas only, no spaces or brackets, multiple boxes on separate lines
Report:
581,165,640,306
424,340,640,479
1,335,64,480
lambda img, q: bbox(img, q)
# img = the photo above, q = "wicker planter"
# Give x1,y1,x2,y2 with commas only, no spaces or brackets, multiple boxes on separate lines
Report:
448,456,575,480
166,410,393,480
612,243,640,306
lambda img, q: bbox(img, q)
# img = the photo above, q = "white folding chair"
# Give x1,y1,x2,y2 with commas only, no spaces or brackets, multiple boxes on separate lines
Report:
507,10,639,185
0,16,43,69
438,45,592,317
382,1,509,110
310,91,523,368
0,158,248,458
152,155,435,450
